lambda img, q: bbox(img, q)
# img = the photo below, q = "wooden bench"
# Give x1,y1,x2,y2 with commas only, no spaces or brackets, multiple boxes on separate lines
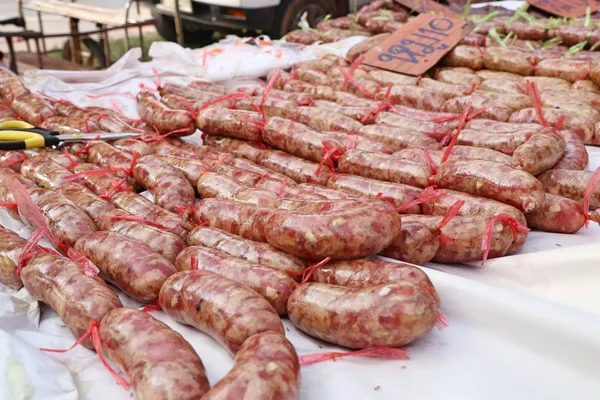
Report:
17,0,153,66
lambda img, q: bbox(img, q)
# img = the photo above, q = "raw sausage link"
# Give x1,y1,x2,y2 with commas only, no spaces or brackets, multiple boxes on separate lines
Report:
327,173,422,213
535,59,592,83
262,117,344,163
404,215,514,262
434,160,545,213
197,172,279,207
537,169,600,209
374,112,449,134
257,149,332,185
263,199,401,260
158,270,284,354
441,45,483,70
0,165,37,220
482,47,536,75
110,139,155,156
186,226,308,276
511,128,566,176
553,130,588,170
525,193,586,234
311,259,439,305
293,106,364,132
187,198,401,260
357,125,442,151
21,253,122,349
174,245,297,315
26,187,97,248
295,183,352,199
0,150,27,172
70,163,134,196
510,108,594,144
189,80,229,95
322,130,394,154
109,191,188,238
195,107,263,141
56,182,185,262
445,145,513,165
75,231,178,303
40,116,100,135
31,148,83,169
454,128,534,152
132,155,195,212
337,149,431,188
380,219,440,266
387,85,446,111
136,91,195,135
287,281,437,348
0,226,28,289
9,93,55,126
20,155,72,189
201,331,299,400
99,309,210,399
442,95,512,122
203,136,266,162
420,189,527,253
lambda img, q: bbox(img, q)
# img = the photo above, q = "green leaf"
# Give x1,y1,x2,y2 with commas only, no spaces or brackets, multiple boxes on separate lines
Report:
460,0,472,19
566,40,588,56
585,6,592,27
488,28,507,48
542,37,562,49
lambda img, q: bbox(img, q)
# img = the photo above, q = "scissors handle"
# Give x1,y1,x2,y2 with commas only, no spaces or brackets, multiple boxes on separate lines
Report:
0,120,59,150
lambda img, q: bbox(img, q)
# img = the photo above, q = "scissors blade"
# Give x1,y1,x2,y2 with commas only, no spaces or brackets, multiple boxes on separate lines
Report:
55,133,142,142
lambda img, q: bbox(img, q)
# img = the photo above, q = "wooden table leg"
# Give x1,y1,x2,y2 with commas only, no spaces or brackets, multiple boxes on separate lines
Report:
6,36,18,74
69,18,83,64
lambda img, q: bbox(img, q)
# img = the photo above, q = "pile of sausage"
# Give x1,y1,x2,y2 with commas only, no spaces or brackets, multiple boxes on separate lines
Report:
0,83,445,399
1,9,599,394
284,0,600,53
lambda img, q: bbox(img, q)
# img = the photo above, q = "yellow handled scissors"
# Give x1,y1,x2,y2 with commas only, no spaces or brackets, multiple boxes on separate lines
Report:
0,120,141,150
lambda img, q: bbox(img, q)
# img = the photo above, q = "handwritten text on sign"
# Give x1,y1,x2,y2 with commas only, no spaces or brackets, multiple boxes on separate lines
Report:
526,0,600,18
363,14,473,76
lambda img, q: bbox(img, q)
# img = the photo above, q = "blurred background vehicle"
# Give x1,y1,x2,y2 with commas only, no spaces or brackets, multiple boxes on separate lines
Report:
151,0,372,44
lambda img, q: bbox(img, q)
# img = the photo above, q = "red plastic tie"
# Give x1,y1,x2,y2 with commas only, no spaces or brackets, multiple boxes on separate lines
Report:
396,186,446,212
63,150,79,171
422,149,438,176
261,69,279,123
100,178,130,200
67,247,100,277
74,136,101,155
16,228,45,278
41,320,131,391
301,257,331,284
142,304,162,313
0,201,17,209
65,167,127,182
277,177,289,198
8,179,68,254
87,91,135,100
99,214,171,230
0,153,27,167
419,284,449,330
126,152,140,176
527,81,548,127
583,167,600,215
190,255,199,271
555,116,565,131
360,85,392,124
338,65,374,99
299,347,408,366
151,67,162,90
